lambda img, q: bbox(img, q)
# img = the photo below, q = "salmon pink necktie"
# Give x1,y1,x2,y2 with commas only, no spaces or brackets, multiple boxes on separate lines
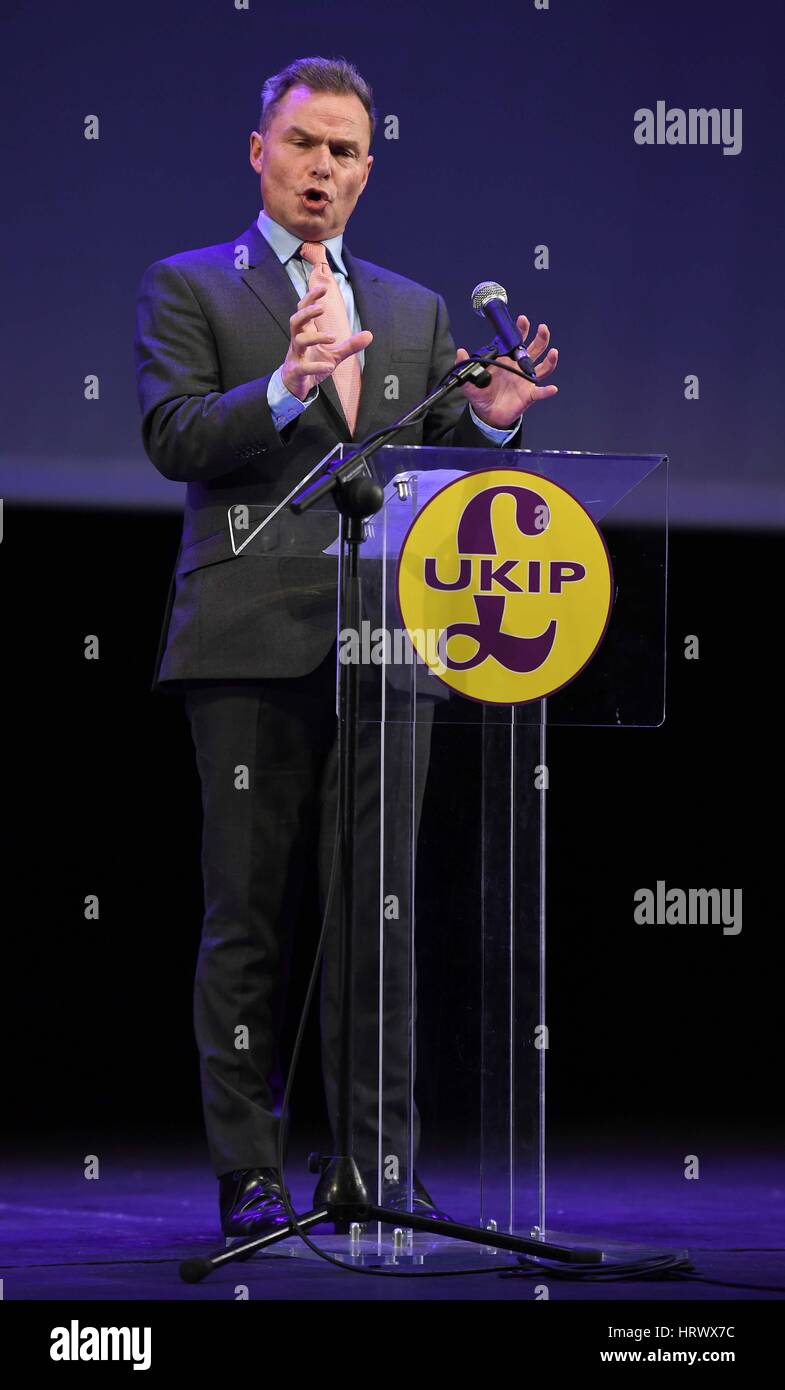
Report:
298,240,362,435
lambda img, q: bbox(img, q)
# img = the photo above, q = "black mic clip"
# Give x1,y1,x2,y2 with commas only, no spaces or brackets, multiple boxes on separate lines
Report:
480,334,538,384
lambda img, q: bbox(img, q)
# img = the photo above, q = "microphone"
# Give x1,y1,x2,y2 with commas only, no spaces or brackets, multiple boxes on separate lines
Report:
471,281,538,382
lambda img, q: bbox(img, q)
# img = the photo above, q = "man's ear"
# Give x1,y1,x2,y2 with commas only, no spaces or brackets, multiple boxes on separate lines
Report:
359,153,374,192
249,130,263,173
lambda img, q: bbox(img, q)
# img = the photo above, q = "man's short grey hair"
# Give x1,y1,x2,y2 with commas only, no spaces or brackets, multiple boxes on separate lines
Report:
259,55,377,144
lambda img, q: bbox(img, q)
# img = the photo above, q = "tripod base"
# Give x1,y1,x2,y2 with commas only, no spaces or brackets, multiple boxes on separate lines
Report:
180,1152,689,1281
245,1226,688,1271
183,1178,677,1281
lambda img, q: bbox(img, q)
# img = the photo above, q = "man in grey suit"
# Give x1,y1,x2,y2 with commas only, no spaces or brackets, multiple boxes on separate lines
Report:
134,54,558,1238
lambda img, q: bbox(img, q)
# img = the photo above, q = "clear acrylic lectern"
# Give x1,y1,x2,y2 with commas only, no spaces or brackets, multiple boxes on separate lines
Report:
226,443,667,1268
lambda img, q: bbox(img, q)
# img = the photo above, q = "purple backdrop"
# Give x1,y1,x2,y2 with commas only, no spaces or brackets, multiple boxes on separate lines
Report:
1,0,782,525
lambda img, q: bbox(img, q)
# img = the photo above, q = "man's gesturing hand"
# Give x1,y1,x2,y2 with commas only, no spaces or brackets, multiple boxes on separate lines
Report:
281,277,373,402
456,317,558,430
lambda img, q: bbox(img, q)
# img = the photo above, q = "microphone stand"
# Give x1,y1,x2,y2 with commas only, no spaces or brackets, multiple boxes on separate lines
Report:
179,348,601,1282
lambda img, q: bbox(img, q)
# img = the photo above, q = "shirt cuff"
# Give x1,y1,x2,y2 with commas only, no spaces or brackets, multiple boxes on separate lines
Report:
267,365,319,431
469,404,523,445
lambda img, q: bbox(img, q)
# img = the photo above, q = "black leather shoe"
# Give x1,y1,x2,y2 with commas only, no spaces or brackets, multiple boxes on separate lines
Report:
381,1173,453,1224
219,1167,293,1238
321,1171,453,1232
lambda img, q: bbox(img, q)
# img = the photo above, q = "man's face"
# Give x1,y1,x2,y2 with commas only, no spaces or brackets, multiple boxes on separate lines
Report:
249,85,373,241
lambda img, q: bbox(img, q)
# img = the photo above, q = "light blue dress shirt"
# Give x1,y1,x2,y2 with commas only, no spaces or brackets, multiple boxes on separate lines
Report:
258,208,521,443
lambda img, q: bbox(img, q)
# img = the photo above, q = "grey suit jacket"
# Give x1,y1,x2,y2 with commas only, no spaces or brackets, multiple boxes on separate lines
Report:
134,216,523,688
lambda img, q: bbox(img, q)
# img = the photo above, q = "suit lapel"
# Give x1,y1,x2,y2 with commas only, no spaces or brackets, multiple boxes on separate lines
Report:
237,219,393,443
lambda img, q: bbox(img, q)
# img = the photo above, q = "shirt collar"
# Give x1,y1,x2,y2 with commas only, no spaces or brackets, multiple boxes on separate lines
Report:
257,207,348,277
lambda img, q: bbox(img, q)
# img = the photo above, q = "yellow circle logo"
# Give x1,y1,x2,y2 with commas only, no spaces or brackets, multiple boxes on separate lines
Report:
397,469,613,704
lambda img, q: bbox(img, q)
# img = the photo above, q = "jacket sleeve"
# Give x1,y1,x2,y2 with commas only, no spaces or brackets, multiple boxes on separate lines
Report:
421,292,523,452
134,258,289,482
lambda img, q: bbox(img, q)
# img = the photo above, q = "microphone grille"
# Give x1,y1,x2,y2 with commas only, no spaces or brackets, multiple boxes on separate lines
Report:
471,280,508,315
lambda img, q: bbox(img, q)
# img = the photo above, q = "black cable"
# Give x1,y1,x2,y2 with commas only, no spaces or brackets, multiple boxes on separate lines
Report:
272,691,349,1274
508,1253,694,1282
506,1255,785,1294
664,1272,785,1295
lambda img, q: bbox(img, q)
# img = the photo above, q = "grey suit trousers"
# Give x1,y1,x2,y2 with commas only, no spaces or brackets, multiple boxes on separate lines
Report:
184,644,432,1180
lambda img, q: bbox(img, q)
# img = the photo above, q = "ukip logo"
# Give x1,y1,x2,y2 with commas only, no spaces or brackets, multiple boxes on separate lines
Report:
397,469,613,704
